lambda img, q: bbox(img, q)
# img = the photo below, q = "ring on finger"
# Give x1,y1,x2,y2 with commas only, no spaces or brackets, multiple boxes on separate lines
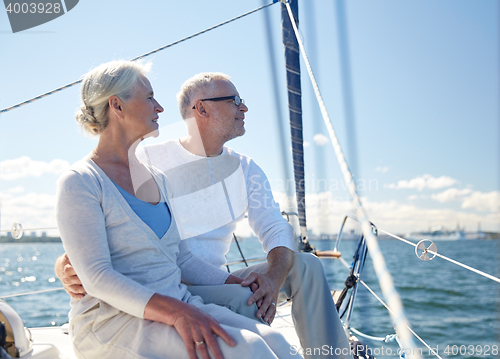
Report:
194,341,204,346
271,302,276,306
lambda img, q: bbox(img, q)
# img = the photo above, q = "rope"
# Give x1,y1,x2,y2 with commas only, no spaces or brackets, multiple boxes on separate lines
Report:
0,287,65,299
283,3,421,358
349,326,392,342
358,279,442,359
349,329,407,359
130,1,278,61
338,229,491,359
339,257,438,358
378,229,500,284
0,1,279,114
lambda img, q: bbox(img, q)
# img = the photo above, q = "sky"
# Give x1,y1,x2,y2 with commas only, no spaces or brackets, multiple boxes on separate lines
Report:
0,0,498,238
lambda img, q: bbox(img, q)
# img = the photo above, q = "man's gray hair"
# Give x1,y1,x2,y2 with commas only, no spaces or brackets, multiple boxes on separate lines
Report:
176,72,231,119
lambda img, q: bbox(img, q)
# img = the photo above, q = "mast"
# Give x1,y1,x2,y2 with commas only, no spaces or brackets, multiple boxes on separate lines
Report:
281,0,312,251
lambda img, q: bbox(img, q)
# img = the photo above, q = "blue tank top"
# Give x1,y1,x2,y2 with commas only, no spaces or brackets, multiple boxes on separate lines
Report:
113,182,171,238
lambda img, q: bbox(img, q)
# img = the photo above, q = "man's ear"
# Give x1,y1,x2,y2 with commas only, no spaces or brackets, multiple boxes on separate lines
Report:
109,96,124,119
193,101,209,119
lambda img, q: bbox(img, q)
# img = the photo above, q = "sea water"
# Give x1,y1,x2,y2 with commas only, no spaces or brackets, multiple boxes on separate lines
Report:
0,239,499,359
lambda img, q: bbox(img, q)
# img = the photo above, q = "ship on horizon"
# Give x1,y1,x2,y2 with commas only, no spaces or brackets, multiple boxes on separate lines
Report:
405,225,466,241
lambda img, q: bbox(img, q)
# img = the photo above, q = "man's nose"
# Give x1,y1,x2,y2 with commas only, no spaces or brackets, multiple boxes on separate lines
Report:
239,102,248,112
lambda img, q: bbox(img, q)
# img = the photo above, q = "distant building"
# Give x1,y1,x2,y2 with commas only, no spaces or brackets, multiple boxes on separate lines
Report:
319,233,336,240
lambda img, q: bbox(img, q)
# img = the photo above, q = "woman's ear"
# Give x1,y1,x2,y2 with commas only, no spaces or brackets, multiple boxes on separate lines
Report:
109,96,124,119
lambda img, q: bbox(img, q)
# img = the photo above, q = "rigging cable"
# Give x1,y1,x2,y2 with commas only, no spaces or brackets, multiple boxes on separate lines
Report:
261,0,294,207
232,233,248,267
0,1,279,114
303,0,331,238
378,229,500,284
333,0,374,329
282,2,421,357
335,0,359,177
338,257,443,359
358,279,442,359
0,288,65,299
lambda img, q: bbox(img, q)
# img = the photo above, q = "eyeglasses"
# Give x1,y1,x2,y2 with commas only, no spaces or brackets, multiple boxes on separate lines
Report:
192,95,245,109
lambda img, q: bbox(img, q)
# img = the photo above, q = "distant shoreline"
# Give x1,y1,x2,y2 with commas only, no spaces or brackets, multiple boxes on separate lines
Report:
0,236,62,244
308,233,500,241
1,232,499,244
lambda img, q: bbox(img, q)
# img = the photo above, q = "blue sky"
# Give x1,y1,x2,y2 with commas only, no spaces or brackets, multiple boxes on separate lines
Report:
0,0,498,236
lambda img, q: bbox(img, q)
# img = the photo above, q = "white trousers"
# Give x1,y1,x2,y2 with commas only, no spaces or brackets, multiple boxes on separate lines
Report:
70,295,301,359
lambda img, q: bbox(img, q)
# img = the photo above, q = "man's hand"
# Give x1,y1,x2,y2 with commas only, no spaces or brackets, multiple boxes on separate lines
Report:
54,253,86,300
240,272,281,324
225,275,261,306
240,247,294,324
223,274,243,285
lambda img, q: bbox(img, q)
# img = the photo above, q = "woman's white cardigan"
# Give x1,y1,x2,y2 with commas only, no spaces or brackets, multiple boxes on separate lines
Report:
56,157,230,320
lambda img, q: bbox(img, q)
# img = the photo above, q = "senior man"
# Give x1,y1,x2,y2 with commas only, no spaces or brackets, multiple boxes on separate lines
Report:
56,73,351,359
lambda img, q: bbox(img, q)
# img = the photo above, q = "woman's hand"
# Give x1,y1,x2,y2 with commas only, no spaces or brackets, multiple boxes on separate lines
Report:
54,253,86,300
144,293,236,359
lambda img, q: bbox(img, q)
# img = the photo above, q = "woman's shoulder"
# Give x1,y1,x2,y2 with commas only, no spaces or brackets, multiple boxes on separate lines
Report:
57,157,102,191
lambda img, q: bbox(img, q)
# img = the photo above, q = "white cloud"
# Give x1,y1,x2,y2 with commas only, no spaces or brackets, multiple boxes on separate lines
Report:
303,141,310,147
8,186,25,194
386,174,458,191
0,191,58,236
1,186,498,241
360,199,499,234
431,188,500,212
408,194,419,200
272,191,353,235
461,191,500,212
267,191,500,235
313,133,329,146
375,166,389,173
0,156,70,180
431,188,473,203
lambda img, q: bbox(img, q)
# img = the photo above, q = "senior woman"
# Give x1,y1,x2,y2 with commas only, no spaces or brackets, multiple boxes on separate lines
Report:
56,60,298,359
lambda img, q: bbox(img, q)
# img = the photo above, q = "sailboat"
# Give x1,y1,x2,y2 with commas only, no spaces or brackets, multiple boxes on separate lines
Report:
0,1,498,358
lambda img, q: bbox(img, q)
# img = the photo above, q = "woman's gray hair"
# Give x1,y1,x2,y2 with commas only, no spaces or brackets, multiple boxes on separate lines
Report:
75,60,151,135
176,72,231,120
